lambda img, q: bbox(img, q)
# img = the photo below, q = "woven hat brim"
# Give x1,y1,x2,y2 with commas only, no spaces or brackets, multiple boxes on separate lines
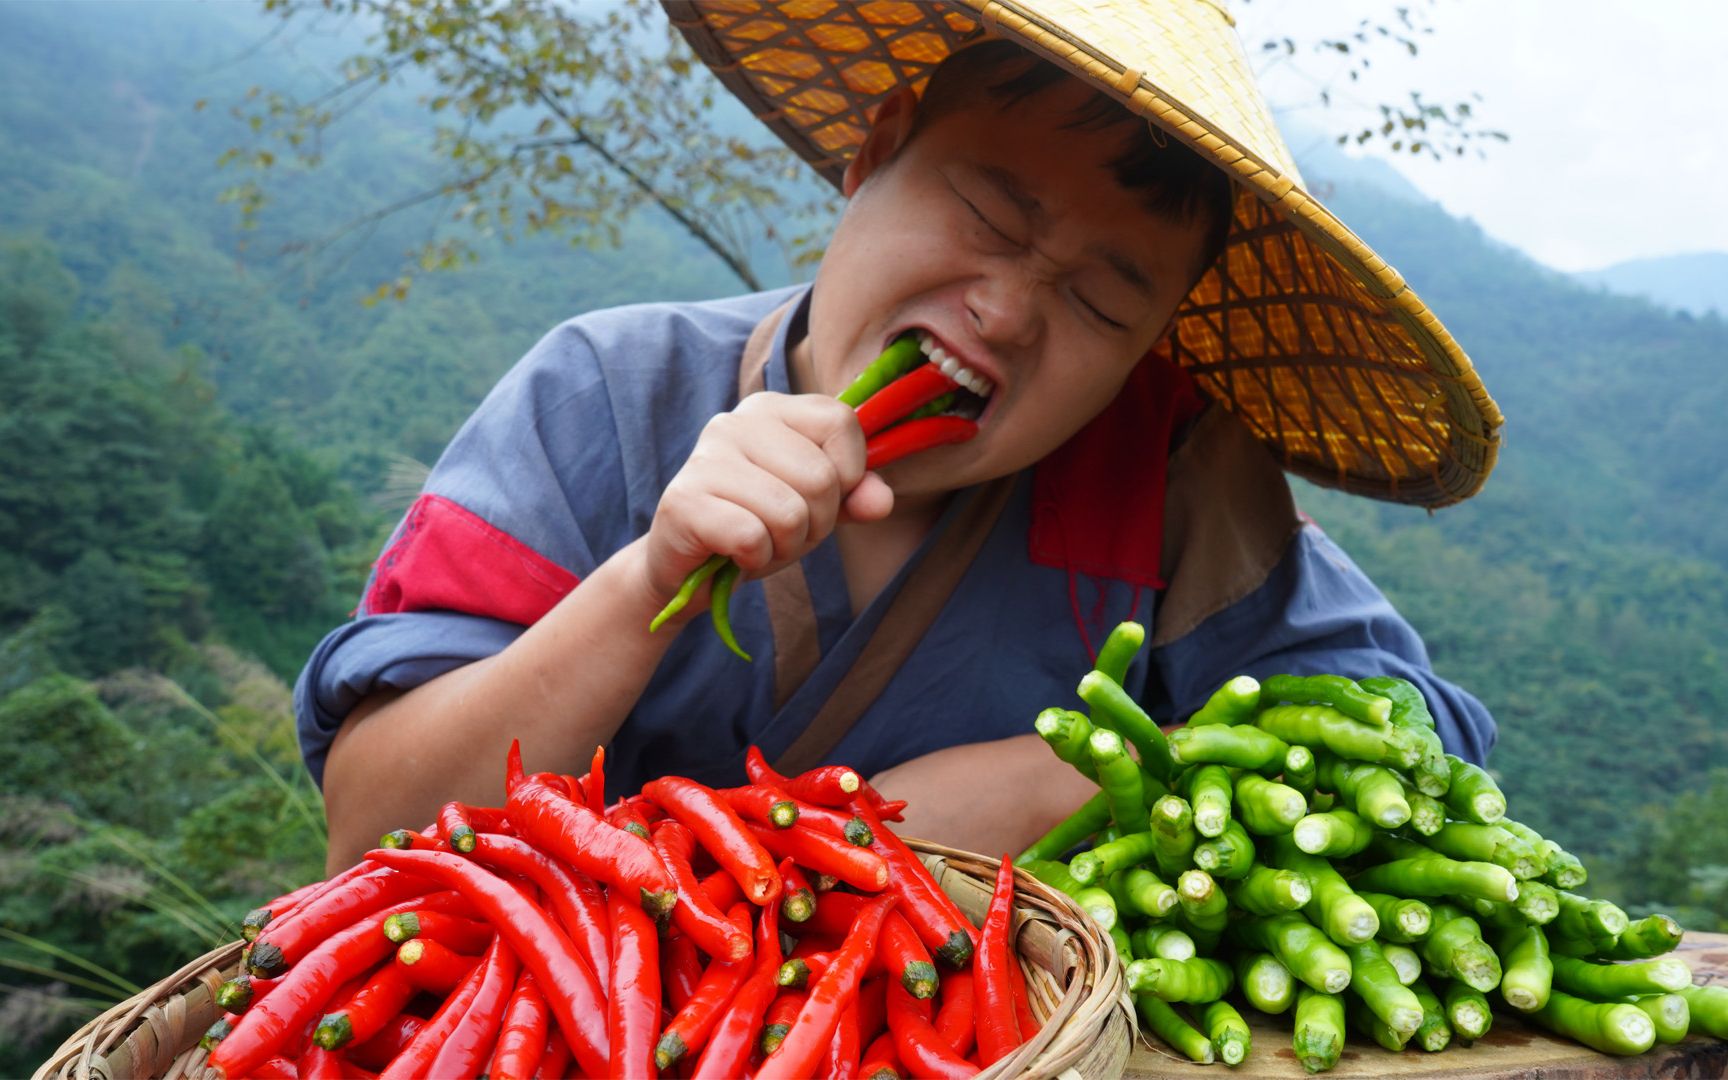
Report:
664,0,1503,507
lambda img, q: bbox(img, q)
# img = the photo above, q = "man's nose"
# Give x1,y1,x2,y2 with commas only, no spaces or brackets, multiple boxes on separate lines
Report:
964,270,1043,352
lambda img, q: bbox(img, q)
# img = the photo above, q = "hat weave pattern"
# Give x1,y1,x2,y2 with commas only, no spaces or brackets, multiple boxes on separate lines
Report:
665,0,1503,506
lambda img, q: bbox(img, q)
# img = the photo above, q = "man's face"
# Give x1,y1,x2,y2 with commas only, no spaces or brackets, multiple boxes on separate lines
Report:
794,77,1215,497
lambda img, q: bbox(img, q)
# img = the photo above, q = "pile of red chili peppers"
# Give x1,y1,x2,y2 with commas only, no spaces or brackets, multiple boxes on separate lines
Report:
205,744,1039,1078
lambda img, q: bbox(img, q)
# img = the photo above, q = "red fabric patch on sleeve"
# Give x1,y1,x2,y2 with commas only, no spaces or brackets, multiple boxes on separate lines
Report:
1029,344,1207,589
365,494,579,626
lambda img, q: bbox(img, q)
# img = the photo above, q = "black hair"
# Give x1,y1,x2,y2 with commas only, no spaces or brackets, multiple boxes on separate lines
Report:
909,40,1235,283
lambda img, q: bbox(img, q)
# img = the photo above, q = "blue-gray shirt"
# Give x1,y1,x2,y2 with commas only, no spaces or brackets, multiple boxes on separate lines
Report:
294,285,1495,796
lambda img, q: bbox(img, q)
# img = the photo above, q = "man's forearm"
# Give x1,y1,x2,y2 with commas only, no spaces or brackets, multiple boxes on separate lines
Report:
321,536,686,871
867,733,1098,859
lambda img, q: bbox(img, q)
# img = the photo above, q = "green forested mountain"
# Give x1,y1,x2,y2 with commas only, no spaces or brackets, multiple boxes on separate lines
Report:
1,3,1724,1068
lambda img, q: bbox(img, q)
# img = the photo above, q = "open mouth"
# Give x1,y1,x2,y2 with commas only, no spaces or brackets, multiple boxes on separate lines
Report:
908,329,994,422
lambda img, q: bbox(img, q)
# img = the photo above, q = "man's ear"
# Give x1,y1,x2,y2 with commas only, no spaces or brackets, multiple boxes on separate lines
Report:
843,86,920,198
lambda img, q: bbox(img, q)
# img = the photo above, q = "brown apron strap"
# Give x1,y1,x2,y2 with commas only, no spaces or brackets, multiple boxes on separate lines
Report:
774,473,1018,775
736,298,824,710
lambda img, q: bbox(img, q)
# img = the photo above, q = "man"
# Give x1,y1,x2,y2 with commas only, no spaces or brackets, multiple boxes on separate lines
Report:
298,5,1500,871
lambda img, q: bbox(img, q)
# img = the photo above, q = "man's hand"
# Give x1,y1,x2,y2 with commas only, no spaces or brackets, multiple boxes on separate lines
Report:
866,733,1100,858
645,392,893,607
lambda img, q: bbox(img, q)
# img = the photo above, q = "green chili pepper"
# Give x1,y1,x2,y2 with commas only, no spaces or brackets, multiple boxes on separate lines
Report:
1032,708,1098,783
1094,620,1146,685
836,335,924,408
1077,671,1176,782
1131,924,1196,961
1182,764,1234,839
1015,789,1110,865
707,561,750,660
1187,674,1261,726
1071,830,1161,887
648,553,728,633
1409,978,1452,1051
1088,728,1150,835
1234,951,1296,1014
1292,988,1346,1073
1260,673,1391,726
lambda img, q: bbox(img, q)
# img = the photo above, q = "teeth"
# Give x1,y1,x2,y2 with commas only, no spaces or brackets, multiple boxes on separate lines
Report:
909,331,995,398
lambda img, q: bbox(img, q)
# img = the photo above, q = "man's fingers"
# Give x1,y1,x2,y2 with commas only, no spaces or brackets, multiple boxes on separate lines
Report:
839,471,894,524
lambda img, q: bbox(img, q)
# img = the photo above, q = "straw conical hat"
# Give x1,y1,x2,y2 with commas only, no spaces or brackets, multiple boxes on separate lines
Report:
663,0,1502,507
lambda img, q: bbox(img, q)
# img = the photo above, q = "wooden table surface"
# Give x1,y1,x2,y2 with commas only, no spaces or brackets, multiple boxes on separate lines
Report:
1121,931,1728,1078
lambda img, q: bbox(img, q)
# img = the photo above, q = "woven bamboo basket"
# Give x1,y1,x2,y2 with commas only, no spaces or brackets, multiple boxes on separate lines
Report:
34,839,1131,1079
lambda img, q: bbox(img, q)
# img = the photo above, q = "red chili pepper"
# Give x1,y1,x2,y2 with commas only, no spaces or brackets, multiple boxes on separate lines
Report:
506,774,677,916
745,746,863,808
803,892,939,999
652,819,755,961
506,739,527,795
208,891,464,1080
716,784,801,829
423,938,521,1080
394,937,482,994
437,801,478,853
605,799,654,840
781,861,817,923
1009,954,1038,1039
689,876,784,1080
488,972,550,1080
250,1055,299,1079
656,904,753,1070
975,856,1022,1065
643,775,782,906
242,879,325,942
379,936,512,1080
295,1042,343,1080
534,1028,570,1080
875,798,909,822
757,893,897,1080
760,989,810,1055
825,995,864,1080
864,416,978,471
857,975,889,1048
850,798,980,967
606,880,662,1079
470,832,612,995
461,803,513,835
247,867,436,978
885,981,977,1079
747,822,889,892
661,927,703,1015
364,848,611,1078
346,1014,423,1072
779,949,833,990
311,962,415,1050
853,363,961,438
698,868,743,912
933,968,976,1057
381,909,494,953
859,1031,904,1080
587,745,607,814
787,799,877,847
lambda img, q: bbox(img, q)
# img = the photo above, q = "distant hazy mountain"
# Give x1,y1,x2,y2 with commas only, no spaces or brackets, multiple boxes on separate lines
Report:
1574,252,1728,318
1279,114,1434,208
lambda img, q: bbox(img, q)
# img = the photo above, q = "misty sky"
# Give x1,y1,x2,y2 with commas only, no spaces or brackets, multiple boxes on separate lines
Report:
1232,0,1727,272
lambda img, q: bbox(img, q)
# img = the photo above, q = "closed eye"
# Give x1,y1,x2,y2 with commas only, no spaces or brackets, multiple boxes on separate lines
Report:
1080,297,1127,330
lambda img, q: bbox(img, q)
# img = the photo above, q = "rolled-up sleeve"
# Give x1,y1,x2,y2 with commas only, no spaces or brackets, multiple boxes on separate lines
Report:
294,612,525,787
1153,523,1497,764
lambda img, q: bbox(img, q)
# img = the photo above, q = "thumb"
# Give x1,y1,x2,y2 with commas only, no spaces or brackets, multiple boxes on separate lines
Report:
838,471,894,524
